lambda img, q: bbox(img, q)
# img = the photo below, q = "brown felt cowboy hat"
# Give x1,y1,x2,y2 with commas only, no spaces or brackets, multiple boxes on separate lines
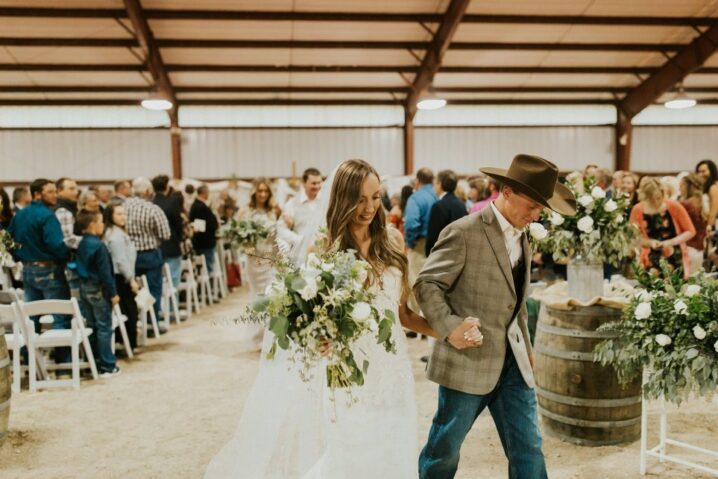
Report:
480,154,577,216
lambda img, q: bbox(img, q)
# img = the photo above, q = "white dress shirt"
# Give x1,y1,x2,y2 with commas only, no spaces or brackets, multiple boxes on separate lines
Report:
489,201,524,269
277,188,322,254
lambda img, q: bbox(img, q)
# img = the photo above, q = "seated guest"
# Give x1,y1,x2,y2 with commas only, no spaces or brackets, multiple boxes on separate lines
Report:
190,185,219,275
75,209,120,377
680,173,707,275
104,203,139,350
630,177,695,278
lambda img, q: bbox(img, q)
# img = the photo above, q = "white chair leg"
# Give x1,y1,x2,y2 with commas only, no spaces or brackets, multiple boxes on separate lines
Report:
80,332,98,380
170,291,181,325
148,306,160,338
71,340,80,389
117,316,133,359
11,346,20,393
28,344,37,393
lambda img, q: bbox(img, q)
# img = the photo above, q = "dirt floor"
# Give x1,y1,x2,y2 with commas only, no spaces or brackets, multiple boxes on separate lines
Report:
1,286,717,479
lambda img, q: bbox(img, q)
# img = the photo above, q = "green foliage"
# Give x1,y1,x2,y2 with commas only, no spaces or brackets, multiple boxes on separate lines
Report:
594,260,718,404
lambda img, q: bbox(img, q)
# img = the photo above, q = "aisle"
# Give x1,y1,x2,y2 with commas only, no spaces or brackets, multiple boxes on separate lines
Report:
1,285,715,478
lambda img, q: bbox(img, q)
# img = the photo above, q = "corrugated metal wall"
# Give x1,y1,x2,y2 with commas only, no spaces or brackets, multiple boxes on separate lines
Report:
632,126,718,172
0,129,171,180
181,127,404,178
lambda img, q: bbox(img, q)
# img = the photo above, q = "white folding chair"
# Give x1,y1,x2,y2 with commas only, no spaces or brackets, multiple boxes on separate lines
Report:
177,258,200,317
111,304,133,359
136,275,160,346
161,263,181,326
211,251,228,300
18,298,98,391
0,303,24,393
0,289,47,385
194,255,214,307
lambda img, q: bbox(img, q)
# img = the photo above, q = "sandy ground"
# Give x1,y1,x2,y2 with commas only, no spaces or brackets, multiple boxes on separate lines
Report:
1,285,717,479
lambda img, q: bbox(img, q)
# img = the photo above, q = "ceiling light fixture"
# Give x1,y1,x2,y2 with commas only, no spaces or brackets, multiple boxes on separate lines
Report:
664,85,696,110
141,88,173,111
417,86,447,111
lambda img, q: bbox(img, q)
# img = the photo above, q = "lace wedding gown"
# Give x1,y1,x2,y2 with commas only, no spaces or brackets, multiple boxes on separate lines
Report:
204,266,418,478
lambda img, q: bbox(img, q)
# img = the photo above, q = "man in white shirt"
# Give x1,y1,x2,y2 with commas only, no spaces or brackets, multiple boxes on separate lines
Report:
277,168,323,263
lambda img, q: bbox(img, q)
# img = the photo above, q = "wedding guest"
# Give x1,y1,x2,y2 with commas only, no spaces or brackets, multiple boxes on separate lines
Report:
190,184,219,275
75,209,120,377
78,190,101,213
584,164,599,177
680,173,707,274
152,174,184,291
0,188,12,228
630,177,695,278
183,183,196,213
465,177,486,211
696,159,718,232
111,180,131,204
397,185,414,237
470,178,499,214
426,170,467,256
621,172,640,208
660,175,680,201
97,185,113,209
404,167,438,312
104,203,139,350
125,177,171,330
277,167,323,263
594,168,613,195
55,177,81,249
611,170,625,196
12,186,31,212
388,193,402,230
8,179,71,364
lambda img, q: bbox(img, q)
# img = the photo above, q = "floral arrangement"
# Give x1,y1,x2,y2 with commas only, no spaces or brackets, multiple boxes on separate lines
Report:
0,229,16,267
223,215,274,255
245,243,396,399
529,176,637,266
594,262,718,404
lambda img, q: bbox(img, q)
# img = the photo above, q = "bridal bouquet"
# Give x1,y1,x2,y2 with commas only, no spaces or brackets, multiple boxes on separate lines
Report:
246,244,396,396
594,262,718,404
223,215,274,255
530,176,637,266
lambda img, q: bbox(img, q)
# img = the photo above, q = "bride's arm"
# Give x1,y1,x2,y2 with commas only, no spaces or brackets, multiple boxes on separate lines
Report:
386,225,438,338
398,293,438,339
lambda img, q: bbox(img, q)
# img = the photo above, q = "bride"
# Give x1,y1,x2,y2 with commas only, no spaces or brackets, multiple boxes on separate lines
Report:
204,159,481,478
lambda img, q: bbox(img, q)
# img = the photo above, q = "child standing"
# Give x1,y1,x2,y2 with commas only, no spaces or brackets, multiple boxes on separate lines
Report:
75,209,121,377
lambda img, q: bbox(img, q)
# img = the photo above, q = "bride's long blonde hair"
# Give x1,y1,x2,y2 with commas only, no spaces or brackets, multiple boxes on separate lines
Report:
326,159,409,294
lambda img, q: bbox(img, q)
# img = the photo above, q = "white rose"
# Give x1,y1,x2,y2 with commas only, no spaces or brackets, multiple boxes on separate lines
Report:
591,186,606,199
684,284,701,297
655,334,672,347
634,302,652,320
578,195,594,207
635,289,653,302
350,302,372,323
320,261,334,272
550,212,565,226
714,340,718,353
529,222,548,240
693,325,707,340
299,278,319,301
577,216,594,233
356,265,368,284
614,214,624,224
604,199,618,212
674,299,688,315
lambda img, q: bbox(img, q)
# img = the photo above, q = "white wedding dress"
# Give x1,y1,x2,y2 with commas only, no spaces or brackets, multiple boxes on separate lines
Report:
204,266,419,478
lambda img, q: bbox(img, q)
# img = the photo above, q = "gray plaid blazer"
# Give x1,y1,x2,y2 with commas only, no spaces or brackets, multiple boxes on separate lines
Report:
414,205,535,395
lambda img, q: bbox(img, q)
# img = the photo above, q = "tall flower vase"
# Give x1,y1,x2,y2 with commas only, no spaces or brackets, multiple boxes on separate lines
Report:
567,258,604,302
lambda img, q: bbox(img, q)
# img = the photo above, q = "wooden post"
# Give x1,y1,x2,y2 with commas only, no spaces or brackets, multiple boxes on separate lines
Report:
170,109,182,179
615,109,632,172
403,108,414,176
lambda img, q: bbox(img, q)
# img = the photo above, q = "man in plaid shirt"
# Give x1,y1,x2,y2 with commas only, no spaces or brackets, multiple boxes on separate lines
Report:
54,177,82,298
125,177,171,331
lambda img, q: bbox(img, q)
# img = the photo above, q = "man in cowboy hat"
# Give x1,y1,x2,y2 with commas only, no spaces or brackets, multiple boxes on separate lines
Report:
416,154,576,479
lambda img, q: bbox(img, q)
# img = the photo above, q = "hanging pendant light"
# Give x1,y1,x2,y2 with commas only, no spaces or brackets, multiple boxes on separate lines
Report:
141,87,173,111
664,84,696,110
417,86,446,111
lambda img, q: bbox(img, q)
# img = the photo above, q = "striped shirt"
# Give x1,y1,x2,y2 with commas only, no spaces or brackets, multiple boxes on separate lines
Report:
124,196,171,252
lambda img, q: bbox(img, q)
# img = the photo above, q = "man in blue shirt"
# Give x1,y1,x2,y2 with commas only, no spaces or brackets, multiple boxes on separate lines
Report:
404,168,438,316
8,178,72,363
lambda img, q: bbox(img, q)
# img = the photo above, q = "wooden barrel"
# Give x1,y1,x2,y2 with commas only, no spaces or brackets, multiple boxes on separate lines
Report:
534,305,641,446
0,326,10,446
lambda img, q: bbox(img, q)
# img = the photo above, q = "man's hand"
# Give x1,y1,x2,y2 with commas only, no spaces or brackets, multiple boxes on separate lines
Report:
282,214,295,230
129,278,140,294
447,317,483,350
111,295,120,306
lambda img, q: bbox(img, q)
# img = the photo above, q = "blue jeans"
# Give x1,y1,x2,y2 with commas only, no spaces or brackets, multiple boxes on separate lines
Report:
165,256,182,287
135,249,163,320
78,281,116,373
23,263,71,363
419,350,547,479
196,247,216,275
